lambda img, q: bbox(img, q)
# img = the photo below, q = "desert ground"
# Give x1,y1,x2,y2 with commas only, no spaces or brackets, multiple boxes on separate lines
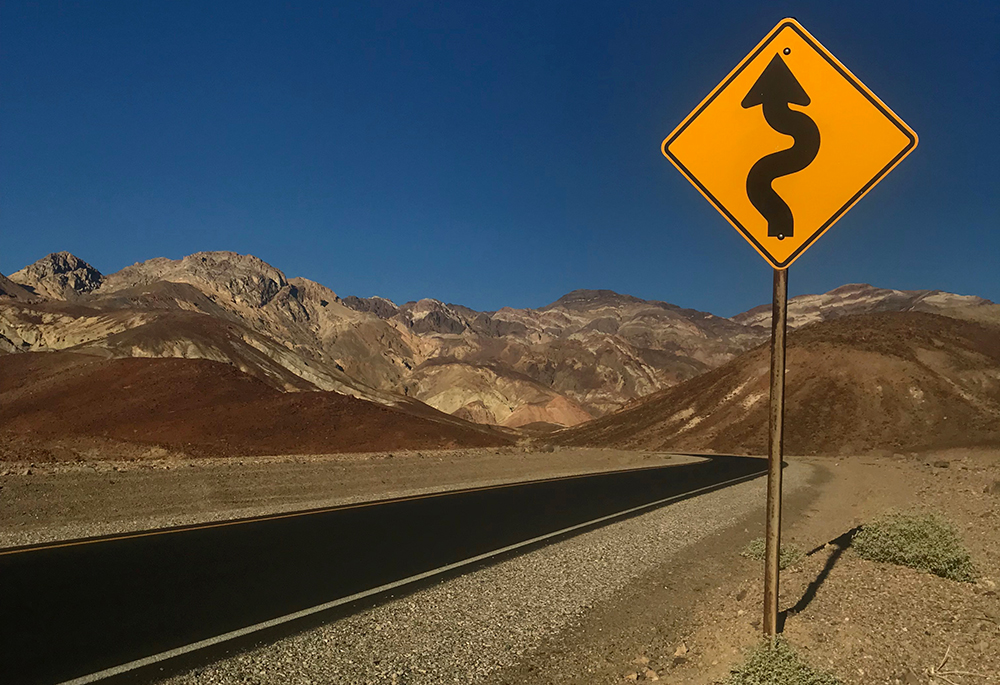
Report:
3,446,995,685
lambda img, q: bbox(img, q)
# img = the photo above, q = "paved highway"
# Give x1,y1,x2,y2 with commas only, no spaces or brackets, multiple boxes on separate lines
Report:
0,455,765,685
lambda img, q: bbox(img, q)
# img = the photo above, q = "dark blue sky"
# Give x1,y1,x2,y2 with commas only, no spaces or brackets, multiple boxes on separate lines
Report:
2,1,997,316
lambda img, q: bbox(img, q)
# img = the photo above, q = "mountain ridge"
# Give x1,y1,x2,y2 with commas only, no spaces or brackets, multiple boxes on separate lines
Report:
2,250,993,430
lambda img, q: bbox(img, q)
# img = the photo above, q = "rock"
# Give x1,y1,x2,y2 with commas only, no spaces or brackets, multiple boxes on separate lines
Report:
632,656,649,666
643,669,659,681
624,672,639,682
932,460,950,468
736,588,747,601
674,642,689,657
9,252,104,300
985,480,1000,495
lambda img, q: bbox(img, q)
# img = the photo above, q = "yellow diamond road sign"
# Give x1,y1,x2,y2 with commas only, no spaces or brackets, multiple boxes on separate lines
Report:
662,18,917,269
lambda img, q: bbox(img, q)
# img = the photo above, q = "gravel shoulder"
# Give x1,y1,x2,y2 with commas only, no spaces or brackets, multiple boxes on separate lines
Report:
0,447,693,549
159,459,812,685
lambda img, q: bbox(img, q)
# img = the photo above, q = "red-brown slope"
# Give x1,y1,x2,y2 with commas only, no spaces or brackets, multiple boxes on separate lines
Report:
555,312,1000,456
0,352,511,460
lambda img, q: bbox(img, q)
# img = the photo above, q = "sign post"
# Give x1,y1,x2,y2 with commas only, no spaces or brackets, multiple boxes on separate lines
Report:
659,18,917,638
764,267,787,637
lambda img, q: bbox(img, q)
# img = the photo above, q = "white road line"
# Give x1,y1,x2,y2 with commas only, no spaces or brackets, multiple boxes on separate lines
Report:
58,469,762,685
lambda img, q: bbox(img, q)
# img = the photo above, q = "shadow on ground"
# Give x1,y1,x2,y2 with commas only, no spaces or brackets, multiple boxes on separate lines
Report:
778,526,861,632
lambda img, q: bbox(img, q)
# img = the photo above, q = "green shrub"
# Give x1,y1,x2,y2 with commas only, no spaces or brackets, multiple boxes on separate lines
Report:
852,511,976,582
741,537,804,570
725,638,841,685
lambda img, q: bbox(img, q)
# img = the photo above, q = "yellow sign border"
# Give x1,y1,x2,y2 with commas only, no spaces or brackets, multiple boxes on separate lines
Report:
661,18,918,269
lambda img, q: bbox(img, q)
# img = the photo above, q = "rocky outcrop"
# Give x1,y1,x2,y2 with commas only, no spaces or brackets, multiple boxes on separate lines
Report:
0,274,35,301
10,252,104,300
732,283,993,329
341,295,399,319
101,252,288,309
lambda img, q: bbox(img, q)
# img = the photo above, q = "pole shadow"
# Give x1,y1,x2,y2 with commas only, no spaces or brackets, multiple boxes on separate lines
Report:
777,525,861,633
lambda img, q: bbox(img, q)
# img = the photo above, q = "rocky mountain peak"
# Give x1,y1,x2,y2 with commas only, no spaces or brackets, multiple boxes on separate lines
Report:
825,283,879,296
101,251,289,308
9,251,104,300
398,298,477,335
543,289,644,311
341,295,399,319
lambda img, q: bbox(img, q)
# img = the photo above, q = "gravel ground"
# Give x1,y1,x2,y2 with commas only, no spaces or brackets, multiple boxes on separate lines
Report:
162,462,812,685
644,450,1000,685
0,447,689,549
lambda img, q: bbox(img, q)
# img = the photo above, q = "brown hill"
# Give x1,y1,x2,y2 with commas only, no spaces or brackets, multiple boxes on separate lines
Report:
0,352,511,460
556,312,1000,456
0,274,36,302
407,359,594,428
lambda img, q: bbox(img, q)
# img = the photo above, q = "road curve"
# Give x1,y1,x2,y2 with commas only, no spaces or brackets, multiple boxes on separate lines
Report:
0,455,765,685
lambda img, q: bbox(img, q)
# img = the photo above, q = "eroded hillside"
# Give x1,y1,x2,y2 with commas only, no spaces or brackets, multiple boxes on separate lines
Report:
556,312,1000,455
0,351,510,460
2,251,993,430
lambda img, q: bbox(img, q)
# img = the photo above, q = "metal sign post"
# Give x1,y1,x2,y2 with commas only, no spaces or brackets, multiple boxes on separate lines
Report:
763,267,788,637
659,17,917,639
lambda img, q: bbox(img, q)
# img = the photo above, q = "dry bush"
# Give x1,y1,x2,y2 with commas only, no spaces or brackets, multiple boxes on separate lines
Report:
852,511,976,582
740,537,804,570
724,638,841,685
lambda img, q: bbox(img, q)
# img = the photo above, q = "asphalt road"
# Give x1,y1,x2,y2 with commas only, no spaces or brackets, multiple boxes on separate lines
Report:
0,455,765,685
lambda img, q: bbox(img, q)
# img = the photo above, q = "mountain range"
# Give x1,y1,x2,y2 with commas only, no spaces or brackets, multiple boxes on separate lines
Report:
1,250,993,436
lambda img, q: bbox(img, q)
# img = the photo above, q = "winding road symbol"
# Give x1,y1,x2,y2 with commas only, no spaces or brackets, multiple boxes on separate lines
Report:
660,18,917,269
741,54,820,240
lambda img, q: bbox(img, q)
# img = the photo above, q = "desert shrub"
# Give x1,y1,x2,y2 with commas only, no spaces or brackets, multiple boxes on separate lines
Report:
852,511,976,582
725,638,841,685
741,537,804,570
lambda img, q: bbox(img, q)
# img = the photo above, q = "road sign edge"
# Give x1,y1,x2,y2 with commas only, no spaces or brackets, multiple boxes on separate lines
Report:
660,18,795,160
783,18,918,149
660,18,800,269
660,17,919,269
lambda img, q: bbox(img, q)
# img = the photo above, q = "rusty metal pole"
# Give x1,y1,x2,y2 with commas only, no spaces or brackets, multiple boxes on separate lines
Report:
763,266,788,639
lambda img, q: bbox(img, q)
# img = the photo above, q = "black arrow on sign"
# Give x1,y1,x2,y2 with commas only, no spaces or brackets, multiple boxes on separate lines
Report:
741,53,820,239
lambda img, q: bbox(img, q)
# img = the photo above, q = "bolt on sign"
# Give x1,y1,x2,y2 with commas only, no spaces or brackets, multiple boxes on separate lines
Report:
661,18,917,268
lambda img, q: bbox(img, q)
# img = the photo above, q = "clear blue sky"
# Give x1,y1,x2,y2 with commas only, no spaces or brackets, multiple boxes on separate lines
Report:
2,1,997,316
